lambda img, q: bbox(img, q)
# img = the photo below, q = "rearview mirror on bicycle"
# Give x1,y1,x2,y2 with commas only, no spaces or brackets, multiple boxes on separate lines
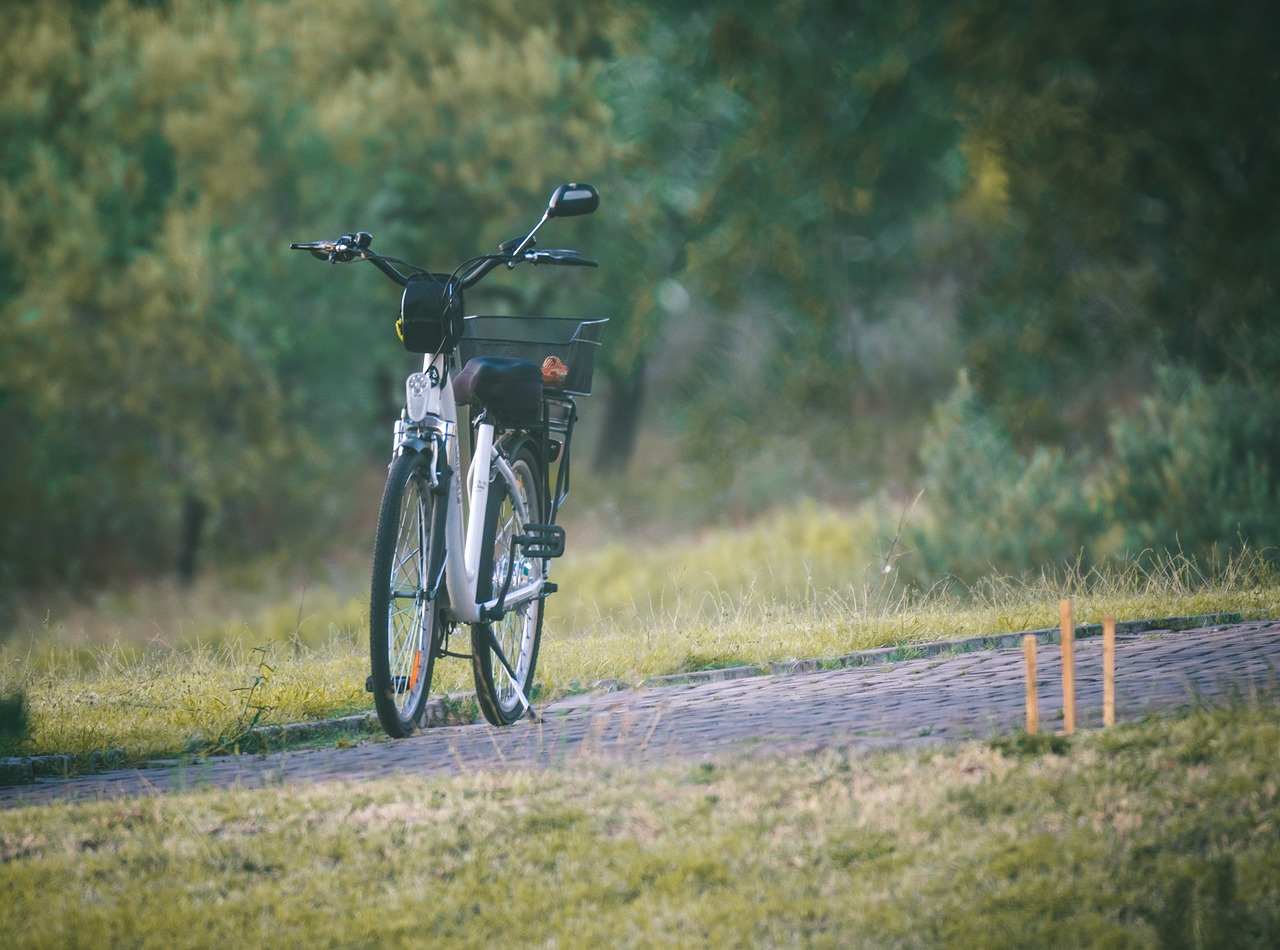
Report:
546,183,599,218
289,183,605,738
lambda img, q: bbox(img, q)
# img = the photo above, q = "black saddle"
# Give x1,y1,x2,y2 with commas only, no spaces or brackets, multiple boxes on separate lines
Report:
453,356,544,425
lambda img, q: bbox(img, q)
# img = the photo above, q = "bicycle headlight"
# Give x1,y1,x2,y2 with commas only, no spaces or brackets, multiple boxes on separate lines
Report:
405,372,431,422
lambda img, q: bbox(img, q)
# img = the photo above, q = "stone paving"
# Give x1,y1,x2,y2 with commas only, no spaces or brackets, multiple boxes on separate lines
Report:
2,620,1277,808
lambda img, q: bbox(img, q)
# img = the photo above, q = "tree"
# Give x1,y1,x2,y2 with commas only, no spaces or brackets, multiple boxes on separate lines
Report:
589,1,963,474
905,0,1280,572
0,0,626,593
945,0,1280,447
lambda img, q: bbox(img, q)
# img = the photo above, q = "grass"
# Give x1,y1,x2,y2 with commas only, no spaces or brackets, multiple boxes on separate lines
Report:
1,699,1278,946
3,496,1278,944
2,502,1278,766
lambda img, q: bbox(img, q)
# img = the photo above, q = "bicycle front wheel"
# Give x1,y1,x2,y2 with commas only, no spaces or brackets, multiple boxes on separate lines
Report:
471,441,545,726
369,451,444,738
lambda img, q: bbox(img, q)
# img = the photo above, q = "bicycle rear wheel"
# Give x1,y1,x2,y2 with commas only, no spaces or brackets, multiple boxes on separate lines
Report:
471,441,545,726
369,451,444,738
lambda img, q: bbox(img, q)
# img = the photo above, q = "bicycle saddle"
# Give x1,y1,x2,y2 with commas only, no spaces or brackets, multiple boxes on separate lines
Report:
453,356,544,425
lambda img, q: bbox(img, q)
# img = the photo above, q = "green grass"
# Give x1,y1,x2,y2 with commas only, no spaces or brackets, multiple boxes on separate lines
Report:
2,700,1278,947
3,503,1278,765
3,500,1278,944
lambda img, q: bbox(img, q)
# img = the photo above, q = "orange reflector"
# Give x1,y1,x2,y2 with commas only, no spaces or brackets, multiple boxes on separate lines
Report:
409,650,422,692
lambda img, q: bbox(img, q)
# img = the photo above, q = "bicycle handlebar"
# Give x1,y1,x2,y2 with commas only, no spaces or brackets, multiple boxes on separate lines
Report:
287,237,597,289
289,182,600,291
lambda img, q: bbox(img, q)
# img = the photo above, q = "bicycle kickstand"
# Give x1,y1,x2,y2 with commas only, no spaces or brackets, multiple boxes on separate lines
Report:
482,625,540,722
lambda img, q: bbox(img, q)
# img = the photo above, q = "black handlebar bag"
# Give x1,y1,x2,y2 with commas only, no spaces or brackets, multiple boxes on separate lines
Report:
398,275,463,353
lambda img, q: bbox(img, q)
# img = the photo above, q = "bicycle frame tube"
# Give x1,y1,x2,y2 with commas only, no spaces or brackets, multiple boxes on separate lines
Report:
462,422,494,582
426,355,483,624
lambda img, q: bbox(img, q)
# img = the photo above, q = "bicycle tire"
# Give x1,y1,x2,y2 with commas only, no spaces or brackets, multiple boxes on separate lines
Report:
369,450,444,738
471,440,545,726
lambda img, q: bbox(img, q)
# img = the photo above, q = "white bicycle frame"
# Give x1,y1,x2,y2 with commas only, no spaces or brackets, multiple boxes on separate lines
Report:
400,352,545,627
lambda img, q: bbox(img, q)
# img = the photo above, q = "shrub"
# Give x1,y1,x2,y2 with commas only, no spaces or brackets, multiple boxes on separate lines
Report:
906,367,1280,583
907,371,1099,584
1096,367,1280,561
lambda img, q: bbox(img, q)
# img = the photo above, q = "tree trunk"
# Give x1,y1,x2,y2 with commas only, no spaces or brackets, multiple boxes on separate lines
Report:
592,361,646,475
177,493,207,585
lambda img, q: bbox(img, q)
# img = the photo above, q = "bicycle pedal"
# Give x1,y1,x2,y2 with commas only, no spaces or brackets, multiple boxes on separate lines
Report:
516,523,566,558
365,675,374,693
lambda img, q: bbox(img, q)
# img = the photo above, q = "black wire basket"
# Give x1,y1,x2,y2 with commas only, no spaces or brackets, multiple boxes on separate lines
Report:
458,316,607,395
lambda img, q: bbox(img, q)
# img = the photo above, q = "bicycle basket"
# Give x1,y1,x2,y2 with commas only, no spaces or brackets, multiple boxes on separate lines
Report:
398,275,463,354
458,316,607,395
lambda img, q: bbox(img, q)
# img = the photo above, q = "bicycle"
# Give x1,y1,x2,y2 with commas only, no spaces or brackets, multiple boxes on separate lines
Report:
290,183,604,737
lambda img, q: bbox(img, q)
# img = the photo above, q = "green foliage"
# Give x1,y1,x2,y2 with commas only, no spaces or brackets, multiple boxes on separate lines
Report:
0,0,623,592
947,0,1280,443
3,0,1279,595
636,1,960,302
909,372,1101,582
0,693,26,752
611,1,964,475
910,368,1280,581
1099,367,1280,561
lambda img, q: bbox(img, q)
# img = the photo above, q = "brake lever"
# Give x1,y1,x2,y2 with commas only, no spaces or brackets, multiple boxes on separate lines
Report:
289,240,344,262
523,249,599,267
288,232,372,263
329,232,374,264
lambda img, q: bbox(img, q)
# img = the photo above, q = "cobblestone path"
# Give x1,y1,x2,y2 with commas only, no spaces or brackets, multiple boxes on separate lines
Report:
3,620,1277,808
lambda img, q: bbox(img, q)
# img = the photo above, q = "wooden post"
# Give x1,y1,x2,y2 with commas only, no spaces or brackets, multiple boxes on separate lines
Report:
1103,615,1116,727
1023,634,1039,735
1060,598,1076,735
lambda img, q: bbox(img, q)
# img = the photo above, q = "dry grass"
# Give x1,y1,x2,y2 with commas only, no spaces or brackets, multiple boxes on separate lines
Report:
3,503,1278,764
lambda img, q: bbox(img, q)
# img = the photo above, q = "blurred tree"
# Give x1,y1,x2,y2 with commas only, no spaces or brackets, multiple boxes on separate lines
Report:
0,1,311,589
5,0,1273,594
945,0,1280,448
0,0,623,594
593,0,963,474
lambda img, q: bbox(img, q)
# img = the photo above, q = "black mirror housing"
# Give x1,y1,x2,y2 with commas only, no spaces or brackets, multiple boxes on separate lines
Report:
547,183,599,218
